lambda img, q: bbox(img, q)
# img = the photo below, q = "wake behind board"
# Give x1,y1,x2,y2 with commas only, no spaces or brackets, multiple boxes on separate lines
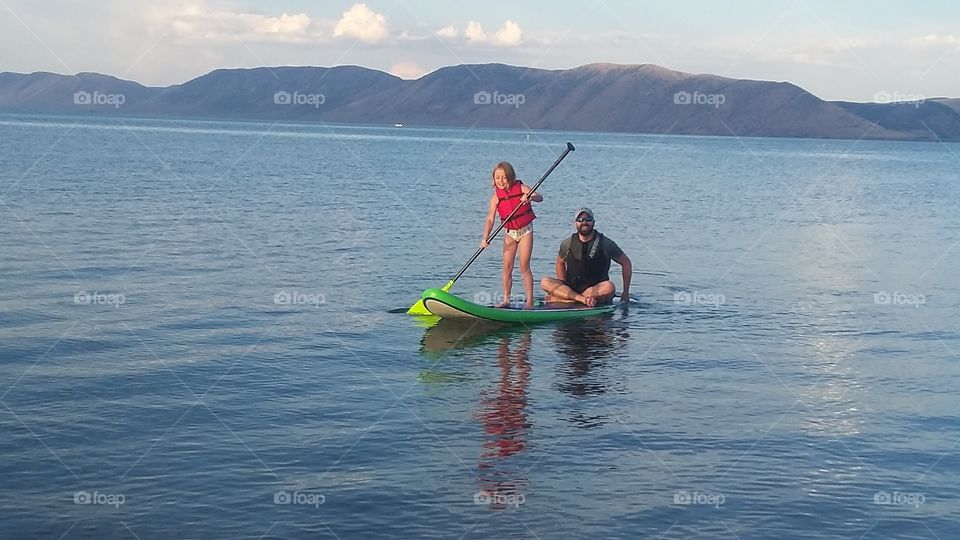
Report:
421,288,617,323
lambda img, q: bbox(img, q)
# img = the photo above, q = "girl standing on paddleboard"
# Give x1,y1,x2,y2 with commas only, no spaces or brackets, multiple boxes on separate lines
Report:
481,161,542,309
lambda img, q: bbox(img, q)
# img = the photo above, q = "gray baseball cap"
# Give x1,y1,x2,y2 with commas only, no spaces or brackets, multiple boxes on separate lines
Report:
574,207,595,220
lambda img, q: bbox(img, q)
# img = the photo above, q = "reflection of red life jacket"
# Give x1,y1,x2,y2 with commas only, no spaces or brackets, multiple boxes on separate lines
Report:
495,180,535,230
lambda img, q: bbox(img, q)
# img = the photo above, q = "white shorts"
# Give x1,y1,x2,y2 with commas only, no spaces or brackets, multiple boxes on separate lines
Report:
505,224,532,242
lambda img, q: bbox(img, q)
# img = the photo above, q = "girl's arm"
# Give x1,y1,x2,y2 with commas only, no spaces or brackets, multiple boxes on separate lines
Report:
520,183,543,203
481,195,498,248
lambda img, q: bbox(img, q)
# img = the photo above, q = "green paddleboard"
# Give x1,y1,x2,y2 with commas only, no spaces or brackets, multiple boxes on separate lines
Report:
420,288,617,323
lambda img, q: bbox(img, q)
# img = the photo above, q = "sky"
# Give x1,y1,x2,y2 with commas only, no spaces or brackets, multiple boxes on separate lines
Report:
0,0,957,101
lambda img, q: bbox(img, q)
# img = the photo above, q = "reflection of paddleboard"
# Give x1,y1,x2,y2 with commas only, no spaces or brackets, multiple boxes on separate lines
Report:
421,288,617,323
420,319,521,356
418,320,523,382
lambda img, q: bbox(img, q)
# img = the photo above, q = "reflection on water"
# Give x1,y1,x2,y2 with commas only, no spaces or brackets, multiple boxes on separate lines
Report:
553,314,632,429
417,320,516,384
417,320,533,508
554,315,630,398
798,332,865,438
416,315,634,503
418,319,510,356
475,330,532,509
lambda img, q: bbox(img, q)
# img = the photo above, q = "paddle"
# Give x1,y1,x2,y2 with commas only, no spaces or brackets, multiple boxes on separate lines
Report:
407,142,576,315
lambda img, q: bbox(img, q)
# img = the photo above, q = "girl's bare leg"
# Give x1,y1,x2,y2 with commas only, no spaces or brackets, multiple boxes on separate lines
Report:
499,237,519,307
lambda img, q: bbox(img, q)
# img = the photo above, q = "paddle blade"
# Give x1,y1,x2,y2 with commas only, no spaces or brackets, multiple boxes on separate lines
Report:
406,298,431,316
406,281,456,316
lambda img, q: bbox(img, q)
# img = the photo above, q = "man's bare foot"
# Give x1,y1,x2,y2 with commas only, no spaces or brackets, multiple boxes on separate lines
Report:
575,294,597,307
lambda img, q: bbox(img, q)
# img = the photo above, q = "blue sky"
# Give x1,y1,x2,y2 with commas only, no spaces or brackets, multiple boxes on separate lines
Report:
0,0,957,101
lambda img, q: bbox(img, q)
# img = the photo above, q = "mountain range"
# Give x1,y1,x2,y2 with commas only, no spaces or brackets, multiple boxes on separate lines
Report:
1,63,958,142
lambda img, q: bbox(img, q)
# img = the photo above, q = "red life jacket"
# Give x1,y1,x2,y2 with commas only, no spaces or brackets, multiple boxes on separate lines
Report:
495,180,535,230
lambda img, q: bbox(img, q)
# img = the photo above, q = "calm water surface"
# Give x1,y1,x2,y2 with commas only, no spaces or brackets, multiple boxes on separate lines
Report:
1,114,958,538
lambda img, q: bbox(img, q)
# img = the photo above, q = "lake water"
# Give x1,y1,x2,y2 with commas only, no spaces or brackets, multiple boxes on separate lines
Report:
1,113,958,539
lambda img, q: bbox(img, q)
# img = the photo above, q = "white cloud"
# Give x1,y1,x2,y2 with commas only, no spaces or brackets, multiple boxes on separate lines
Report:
742,37,880,67
258,13,311,35
465,21,486,43
390,62,426,79
905,34,960,49
463,20,522,46
333,3,389,43
397,30,426,41
163,4,316,43
436,25,457,39
493,21,522,46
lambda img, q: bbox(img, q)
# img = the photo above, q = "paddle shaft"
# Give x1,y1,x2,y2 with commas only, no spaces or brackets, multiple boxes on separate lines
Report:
448,142,576,285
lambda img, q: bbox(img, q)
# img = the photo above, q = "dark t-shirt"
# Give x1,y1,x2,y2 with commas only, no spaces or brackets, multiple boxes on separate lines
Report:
558,232,623,291
558,233,623,262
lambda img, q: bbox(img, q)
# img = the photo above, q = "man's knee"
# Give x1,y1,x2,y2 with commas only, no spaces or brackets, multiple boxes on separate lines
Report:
584,281,614,297
541,276,559,290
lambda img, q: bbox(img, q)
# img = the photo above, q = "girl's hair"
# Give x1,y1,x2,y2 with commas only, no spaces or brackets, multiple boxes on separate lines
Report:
491,161,517,187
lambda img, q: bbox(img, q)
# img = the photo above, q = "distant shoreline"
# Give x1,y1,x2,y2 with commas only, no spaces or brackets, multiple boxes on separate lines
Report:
3,111,956,148
2,64,958,143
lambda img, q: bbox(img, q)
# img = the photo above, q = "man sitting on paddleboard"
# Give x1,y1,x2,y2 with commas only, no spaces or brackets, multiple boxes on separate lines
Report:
541,208,632,307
